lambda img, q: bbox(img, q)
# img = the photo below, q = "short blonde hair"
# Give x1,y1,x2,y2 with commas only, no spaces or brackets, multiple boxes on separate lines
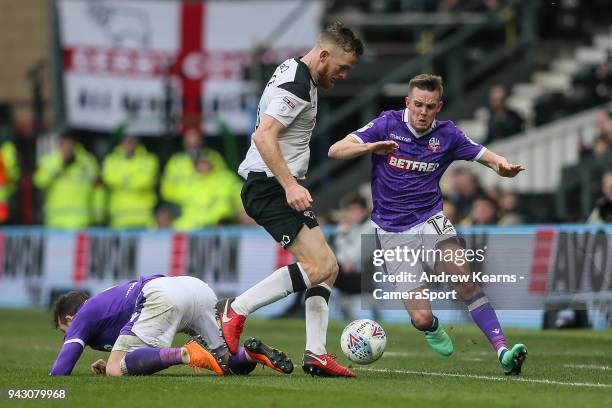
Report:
408,74,444,98
318,22,364,56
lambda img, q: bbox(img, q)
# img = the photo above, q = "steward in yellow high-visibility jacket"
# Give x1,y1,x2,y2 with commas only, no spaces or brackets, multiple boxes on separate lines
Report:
0,141,19,223
34,136,98,229
172,157,242,230
102,136,158,228
161,128,226,205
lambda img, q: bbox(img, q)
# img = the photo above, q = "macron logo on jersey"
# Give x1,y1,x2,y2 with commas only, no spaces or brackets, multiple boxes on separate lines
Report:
389,133,411,143
387,155,440,172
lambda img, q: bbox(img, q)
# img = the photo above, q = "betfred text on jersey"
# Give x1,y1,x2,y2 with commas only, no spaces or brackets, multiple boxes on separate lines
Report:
387,155,440,172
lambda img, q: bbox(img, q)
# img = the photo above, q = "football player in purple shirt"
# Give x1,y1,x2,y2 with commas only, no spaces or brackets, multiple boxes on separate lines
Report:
329,74,527,375
50,275,293,376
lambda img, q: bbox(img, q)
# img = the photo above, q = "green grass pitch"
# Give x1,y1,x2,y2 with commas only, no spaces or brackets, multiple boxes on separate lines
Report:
0,309,611,408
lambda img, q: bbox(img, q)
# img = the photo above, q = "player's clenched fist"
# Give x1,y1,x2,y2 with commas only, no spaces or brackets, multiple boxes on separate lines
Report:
285,183,313,212
90,359,106,375
368,141,399,155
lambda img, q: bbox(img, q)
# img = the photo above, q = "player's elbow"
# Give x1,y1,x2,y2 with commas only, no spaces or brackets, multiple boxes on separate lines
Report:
328,144,337,159
252,129,269,148
252,130,263,146
328,142,342,159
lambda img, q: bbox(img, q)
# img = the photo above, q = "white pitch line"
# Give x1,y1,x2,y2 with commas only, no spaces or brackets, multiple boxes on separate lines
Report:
383,352,421,357
358,368,612,388
384,351,607,358
564,364,610,371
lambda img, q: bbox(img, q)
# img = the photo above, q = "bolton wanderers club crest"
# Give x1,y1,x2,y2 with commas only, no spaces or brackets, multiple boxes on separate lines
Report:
428,137,441,152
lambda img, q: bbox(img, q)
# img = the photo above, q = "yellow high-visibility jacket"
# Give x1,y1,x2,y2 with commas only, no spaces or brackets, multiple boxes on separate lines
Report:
34,144,98,229
161,148,226,205
173,169,242,230
102,144,159,228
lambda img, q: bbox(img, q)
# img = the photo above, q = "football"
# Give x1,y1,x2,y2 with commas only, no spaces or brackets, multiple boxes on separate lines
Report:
340,319,387,365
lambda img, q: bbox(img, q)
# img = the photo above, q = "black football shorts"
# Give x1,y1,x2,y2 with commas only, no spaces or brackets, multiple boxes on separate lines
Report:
241,172,319,248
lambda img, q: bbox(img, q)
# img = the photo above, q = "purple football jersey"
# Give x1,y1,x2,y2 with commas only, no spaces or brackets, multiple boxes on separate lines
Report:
63,274,163,351
350,109,485,232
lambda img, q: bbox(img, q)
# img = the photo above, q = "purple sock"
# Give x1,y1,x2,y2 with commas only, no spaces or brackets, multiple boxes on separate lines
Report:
466,292,508,357
123,348,183,375
228,346,256,375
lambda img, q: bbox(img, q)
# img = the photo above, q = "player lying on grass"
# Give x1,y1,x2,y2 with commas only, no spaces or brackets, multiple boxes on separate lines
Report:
328,74,527,375
50,275,293,376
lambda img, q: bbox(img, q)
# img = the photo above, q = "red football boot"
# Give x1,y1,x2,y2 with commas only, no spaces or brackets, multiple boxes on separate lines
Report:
302,351,356,377
215,298,246,354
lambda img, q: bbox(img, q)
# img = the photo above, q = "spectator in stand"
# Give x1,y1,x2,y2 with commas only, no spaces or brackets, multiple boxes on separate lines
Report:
172,156,243,230
34,134,99,229
587,171,612,224
485,85,524,144
161,128,226,206
461,196,499,226
0,133,19,224
102,135,158,228
154,203,177,229
333,193,379,322
497,190,524,225
442,200,460,225
595,49,612,101
590,108,612,162
447,168,485,219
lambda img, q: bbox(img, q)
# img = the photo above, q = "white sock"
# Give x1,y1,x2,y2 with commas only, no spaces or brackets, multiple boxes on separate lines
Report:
304,283,331,355
232,264,310,316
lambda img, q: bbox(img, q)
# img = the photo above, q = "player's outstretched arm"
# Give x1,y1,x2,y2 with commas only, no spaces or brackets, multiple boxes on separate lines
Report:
50,342,84,376
477,149,525,178
253,114,313,211
329,135,398,160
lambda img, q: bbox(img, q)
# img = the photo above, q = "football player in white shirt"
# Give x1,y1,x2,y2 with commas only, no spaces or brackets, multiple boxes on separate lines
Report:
218,22,364,377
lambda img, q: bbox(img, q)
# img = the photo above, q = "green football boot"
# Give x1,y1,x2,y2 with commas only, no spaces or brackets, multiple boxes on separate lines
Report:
500,343,528,375
424,325,454,356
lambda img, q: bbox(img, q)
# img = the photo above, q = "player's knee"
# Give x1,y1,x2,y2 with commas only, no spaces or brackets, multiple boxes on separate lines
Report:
330,261,339,280
310,264,330,285
454,282,480,301
301,254,337,285
320,254,338,282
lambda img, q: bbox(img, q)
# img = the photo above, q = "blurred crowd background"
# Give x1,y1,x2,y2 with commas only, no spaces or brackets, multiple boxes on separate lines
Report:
0,0,611,232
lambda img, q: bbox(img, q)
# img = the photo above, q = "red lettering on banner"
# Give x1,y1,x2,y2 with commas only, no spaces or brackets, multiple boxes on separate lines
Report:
74,232,89,283
528,229,556,293
62,47,274,80
170,233,188,276
63,47,171,78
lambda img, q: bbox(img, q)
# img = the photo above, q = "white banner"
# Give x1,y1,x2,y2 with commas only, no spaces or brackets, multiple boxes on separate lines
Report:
2,226,610,327
0,228,297,317
58,0,323,134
